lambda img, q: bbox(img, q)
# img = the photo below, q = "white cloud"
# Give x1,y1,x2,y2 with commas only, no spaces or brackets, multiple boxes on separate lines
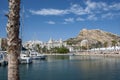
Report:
85,0,108,13
87,14,97,20
29,9,68,16
46,21,56,24
102,13,120,19
109,3,120,10
76,17,85,21
64,18,74,23
70,4,87,15
85,0,120,12
29,1,120,16
29,1,120,21
102,13,113,19
62,22,68,24
85,0,97,12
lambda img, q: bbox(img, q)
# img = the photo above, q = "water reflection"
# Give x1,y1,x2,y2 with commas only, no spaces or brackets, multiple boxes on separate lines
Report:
1,55,120,80
47,55,69,62
69,55,120,80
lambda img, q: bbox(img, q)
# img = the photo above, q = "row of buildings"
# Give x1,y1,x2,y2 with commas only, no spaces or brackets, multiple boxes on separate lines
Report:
0,37,74,52
23,38,70,50
1,37,120,53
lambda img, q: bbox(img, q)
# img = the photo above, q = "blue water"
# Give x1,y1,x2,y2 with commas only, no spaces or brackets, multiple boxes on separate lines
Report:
1,55,120,80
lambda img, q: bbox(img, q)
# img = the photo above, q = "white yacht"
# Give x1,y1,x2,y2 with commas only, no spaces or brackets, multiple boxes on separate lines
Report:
29,51,47,60
19,51,32,64
0,52,8,66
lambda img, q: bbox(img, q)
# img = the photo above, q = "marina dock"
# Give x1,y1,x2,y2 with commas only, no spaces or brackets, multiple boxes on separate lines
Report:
0,51,8,66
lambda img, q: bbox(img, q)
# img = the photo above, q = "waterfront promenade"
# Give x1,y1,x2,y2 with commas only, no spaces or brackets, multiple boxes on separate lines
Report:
78,50,120,57
43,49,120,57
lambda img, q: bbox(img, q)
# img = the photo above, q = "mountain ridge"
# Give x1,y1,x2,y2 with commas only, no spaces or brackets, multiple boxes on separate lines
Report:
66,29,120,48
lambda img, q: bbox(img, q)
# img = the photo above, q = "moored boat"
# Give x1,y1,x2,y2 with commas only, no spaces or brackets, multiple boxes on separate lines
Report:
19,51,32,64
0,52,8,66
29,51,47,60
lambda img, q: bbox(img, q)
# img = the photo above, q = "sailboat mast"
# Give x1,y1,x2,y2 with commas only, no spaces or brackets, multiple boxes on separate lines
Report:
21,6,24,40
20,6,24,50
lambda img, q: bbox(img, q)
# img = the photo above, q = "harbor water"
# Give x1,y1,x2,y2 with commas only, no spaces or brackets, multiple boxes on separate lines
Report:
1,55,120,80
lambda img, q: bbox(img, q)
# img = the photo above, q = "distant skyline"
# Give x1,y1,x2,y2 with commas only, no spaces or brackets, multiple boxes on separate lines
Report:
0,0,120,42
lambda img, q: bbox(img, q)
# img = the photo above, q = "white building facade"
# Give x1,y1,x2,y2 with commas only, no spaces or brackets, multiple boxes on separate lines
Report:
23,38,67,50
46,38,67,50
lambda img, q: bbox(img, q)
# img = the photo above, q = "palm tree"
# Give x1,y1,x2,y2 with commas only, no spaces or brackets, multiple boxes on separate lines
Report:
103,41,108,52
7,0,21,80
103,41,108,48
111,40,117,51
118,40,120,46
96,41,102,49
111,40,117,47
35,44,42,53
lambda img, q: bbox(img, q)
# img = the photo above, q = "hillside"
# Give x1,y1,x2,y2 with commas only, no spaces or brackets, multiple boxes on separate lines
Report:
66,29,120,48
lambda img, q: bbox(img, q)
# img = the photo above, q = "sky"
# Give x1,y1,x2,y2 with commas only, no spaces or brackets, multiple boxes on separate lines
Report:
0,0,120,42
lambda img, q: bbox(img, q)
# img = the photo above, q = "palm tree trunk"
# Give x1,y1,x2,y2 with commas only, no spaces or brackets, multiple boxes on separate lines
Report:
7,0,21,80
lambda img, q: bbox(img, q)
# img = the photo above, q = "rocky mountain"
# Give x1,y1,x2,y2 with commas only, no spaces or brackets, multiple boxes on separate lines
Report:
66,29,120,48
